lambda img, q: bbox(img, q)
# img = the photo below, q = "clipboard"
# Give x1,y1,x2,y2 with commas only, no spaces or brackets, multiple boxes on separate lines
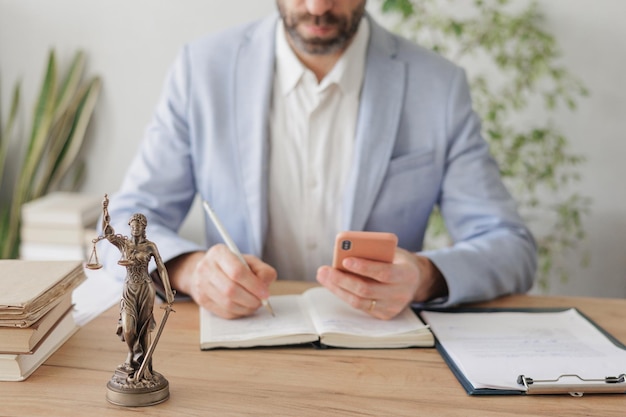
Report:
417,307,626,396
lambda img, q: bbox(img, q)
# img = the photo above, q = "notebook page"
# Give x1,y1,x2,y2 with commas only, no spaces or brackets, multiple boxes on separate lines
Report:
200,294,316,346
303,287,427,336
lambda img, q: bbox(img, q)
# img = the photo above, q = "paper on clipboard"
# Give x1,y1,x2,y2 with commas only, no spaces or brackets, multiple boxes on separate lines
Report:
420,308,626,395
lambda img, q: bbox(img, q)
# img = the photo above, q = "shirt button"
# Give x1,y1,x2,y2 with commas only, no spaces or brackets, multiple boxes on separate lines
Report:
307,178,317,188
307,241,317,250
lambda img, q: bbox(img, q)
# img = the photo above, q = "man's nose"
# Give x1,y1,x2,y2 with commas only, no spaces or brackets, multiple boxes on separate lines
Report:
305,0,334,16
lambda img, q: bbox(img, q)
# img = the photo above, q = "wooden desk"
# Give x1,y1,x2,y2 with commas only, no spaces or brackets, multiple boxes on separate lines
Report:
2,282,625,416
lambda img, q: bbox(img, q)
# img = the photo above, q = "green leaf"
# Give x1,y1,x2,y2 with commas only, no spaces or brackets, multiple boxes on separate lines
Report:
381,0,415,17
40,76,102,194
17,50,58,202
0,81,21,188
52,50,85,126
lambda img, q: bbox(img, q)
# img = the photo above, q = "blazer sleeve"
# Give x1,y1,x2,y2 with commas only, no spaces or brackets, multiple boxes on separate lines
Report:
420,68,537,306
98,45,205,280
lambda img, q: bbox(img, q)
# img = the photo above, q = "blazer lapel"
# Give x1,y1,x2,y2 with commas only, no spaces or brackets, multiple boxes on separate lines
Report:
342,17,406,231
232,15,277,255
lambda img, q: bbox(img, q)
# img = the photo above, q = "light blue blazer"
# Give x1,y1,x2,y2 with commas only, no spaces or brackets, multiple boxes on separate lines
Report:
103,13,537,306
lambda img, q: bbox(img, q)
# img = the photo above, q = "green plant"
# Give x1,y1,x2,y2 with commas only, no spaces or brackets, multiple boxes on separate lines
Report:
0,50,102,259
379,0,591,291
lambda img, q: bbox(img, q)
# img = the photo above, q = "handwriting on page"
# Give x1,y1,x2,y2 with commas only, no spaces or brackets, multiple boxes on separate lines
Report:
201,295,315,341
421,309,626,391
441,327,604,359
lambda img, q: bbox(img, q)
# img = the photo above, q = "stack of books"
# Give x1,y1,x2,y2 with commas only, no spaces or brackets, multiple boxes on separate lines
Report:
0,260,86,381
20,192,102,261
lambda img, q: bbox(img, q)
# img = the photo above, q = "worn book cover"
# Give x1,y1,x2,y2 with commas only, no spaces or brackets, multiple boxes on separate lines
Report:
0,309,78,381
0,293,73,353
0,260,85,327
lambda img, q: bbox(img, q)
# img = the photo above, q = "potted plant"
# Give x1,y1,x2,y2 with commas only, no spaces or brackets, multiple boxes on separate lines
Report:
0,50,101,259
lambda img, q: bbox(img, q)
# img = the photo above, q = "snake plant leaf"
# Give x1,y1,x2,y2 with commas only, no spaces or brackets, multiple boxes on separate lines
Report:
4,51,59,258
0,82,20,188
16,50,58,203
0,205,15,258
34,108,75,194
35,75,102,195
67,159,87,190
31,50,94,197
51,76,101,189
52,50,85,126
32,51,87,192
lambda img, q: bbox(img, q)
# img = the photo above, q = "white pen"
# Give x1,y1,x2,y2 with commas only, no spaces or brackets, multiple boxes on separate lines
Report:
202,200,275,317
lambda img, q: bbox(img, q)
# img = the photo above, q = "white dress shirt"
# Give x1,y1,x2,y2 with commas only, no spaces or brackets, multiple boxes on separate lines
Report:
263,19,370,281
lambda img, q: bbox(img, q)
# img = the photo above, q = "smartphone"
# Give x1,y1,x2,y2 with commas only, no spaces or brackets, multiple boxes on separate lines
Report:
332,231,398,272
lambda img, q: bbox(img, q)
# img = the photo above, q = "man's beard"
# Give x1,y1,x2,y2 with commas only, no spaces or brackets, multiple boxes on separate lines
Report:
277,1,366,55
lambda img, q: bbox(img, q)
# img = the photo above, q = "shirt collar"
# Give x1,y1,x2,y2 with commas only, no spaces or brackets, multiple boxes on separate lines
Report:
275,17,370,95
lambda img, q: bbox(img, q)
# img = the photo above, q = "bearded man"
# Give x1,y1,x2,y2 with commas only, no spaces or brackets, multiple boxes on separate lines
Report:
101,1,537,320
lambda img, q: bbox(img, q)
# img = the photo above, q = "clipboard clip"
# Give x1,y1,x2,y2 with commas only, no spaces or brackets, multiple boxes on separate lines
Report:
517,374,626,397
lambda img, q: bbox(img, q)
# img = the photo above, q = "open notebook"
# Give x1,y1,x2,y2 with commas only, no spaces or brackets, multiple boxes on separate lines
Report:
201,287,433,349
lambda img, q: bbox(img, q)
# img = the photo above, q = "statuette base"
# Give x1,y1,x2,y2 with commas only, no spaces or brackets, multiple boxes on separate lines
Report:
105,366,169,407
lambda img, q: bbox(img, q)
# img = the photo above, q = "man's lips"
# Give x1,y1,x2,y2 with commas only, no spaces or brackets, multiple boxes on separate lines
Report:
300,23,338,37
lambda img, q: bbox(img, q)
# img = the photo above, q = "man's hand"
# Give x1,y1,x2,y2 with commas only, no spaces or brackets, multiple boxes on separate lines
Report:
166,245,277,319
316,248,448,320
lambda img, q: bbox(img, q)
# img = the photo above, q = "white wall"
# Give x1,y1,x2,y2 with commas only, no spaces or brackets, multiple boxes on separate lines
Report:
534,0,626,297
1,0,625,298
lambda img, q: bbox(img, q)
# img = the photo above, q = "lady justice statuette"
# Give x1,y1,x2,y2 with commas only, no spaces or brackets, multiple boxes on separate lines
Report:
87,194,175,407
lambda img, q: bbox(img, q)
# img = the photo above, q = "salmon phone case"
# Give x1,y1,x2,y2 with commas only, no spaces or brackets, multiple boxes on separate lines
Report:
332,231,398,271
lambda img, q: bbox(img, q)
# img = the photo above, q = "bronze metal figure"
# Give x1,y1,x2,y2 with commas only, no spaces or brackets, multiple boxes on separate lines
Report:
89,194,175,407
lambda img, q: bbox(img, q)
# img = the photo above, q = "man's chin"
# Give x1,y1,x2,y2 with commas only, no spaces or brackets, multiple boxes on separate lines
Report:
287,25,349,55
297,39,344,55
